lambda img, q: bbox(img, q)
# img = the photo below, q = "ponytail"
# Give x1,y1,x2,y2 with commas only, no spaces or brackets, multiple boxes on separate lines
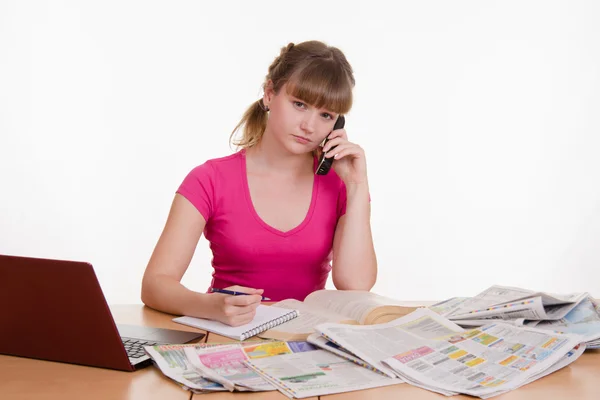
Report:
230,99,269,149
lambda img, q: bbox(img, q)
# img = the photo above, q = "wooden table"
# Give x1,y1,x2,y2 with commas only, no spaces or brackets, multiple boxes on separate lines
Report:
1,305,598,400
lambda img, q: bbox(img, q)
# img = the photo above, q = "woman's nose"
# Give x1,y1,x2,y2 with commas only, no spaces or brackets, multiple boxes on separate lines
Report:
300,112,318,134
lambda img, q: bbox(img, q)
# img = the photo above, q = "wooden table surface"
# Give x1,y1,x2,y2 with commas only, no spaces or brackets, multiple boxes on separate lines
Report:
1,304,598,400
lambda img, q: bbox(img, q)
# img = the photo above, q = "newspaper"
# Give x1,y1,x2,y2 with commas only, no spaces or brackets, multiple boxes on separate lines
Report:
442,285,536,317
306,332,390,376
314,308,465,379
443,285,589,321
449,296,553,321
428,286,600,349
243,349,403,398
490,343,586,399
445,319,526,328
314,308,469,396
307,332,458,397
526,297,600,349
183,340,317,392
144,343,227,393
381,322,585,398
428,297,470,317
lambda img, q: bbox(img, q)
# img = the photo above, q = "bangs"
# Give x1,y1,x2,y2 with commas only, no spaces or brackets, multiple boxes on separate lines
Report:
285,59,353,115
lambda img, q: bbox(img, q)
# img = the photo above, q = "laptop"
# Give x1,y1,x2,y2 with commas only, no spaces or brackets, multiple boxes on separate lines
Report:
0,254,205,371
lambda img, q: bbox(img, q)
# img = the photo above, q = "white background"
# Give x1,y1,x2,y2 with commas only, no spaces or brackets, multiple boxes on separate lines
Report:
1,1,599,304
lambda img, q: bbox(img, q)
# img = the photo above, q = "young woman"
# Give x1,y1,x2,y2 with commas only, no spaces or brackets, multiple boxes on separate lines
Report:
142,40,377,326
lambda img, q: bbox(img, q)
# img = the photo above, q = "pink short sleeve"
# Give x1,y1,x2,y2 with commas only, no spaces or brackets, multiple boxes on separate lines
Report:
176,162,215,221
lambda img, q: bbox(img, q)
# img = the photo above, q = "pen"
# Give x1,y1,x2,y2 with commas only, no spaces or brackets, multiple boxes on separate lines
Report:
210,288,271,301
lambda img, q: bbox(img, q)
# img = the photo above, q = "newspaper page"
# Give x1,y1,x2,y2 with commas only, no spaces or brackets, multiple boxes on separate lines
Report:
315,308,466,378
449,296,550,321
306,333,454,397
444,286,537,318
314,308,464,396
306,332,390,376
449,343,586,399
542,292,589,319
532,297,600,348
183,341,317,391
429,297,470,317
483,343,586,399
243,349,403,399
382,322,585,398
445,319,526,328
447,286,588,321
305,334,458,394
144,344,227,393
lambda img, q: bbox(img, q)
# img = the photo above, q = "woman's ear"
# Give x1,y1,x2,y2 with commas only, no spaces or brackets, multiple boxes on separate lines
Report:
263,80,274,108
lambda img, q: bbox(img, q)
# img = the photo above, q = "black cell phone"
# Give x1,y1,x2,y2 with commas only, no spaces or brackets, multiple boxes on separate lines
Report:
315,115,345,175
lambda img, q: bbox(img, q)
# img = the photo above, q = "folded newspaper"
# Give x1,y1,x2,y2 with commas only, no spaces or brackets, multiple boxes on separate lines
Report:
143,343,228,394
243,349,403,398
145,339,405,397
309,308,587,399
182,341,316,391
144,340,316,393
429,285,600,349
381,322,585,398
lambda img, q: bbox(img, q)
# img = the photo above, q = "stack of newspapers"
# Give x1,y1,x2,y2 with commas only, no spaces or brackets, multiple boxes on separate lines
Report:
429,285,600,349
143,340,403,396
143,286,597,398
302,308,587,398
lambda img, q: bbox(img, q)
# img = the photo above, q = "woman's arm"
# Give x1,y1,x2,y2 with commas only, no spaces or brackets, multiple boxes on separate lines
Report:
141,194,263,326
331,182,377,290
321,122,377,291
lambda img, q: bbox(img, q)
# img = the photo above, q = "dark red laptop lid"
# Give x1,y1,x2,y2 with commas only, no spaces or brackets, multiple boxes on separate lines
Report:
0,254,134,371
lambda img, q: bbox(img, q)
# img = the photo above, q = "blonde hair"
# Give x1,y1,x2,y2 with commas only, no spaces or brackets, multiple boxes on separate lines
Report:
230,41,355,148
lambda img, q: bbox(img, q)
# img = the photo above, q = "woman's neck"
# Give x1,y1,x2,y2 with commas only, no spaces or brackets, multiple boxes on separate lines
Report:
245,138,313,177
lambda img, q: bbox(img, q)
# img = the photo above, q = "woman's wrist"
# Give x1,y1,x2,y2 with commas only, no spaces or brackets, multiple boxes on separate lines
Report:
346,181,369,200
182,291,214,319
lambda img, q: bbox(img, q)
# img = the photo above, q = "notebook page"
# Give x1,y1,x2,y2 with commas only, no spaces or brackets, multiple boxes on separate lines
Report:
173,305,296,340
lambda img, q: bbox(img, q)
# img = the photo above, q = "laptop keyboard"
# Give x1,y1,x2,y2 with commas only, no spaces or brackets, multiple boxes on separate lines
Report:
121,338,159,359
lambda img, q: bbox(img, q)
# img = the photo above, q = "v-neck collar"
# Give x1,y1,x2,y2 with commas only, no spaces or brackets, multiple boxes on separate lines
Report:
240,149,319,237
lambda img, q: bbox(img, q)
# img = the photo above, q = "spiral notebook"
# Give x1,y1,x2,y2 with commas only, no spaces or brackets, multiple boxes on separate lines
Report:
172,305,299,341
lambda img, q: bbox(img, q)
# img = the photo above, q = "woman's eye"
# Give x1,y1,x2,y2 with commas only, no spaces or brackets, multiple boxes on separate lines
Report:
322,113,333,120
294,101,306,109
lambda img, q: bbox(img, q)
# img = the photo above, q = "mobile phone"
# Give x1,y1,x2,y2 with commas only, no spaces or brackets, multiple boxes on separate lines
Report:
315,115,345,175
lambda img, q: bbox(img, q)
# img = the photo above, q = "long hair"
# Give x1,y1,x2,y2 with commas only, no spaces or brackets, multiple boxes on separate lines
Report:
230,41,355,148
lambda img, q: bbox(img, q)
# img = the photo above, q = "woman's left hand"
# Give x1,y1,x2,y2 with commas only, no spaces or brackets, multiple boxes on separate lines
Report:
322,128,368,185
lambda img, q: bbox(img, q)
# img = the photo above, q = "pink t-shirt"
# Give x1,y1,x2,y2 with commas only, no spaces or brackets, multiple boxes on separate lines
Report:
176,149,347,301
